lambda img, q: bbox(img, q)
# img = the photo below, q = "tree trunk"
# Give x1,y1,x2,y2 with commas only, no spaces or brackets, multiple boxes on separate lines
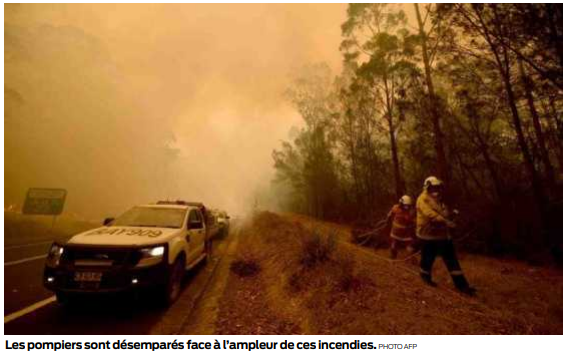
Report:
497,50,548,241
518,58,556,190
478,135,503,201
387,114,404,197
471,3,549,244
539,97,563,168
503,69,542,200
383,77,405,197
545,3,562,65
414,4,451,186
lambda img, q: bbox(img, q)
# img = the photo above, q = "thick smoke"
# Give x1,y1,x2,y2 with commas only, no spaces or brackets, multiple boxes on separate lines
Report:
4,4,345,220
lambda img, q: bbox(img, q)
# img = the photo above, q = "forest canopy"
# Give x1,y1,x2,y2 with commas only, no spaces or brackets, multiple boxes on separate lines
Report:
271,3,563,263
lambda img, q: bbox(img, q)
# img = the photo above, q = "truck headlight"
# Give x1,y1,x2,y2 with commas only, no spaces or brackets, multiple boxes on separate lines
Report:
46,243,64,268
136,246,165,267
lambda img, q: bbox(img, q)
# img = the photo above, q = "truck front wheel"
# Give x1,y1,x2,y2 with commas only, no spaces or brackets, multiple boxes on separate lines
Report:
161,257,184,306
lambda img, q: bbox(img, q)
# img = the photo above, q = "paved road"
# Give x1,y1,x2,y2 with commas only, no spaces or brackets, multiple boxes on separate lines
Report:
5,237,71,315
4,224,237,335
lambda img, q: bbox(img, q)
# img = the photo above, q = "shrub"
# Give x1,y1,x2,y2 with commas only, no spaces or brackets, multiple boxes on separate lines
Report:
230,258,261,278
299,229,337,268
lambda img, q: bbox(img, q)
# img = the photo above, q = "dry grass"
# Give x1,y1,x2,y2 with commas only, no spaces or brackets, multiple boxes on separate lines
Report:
234,211,563,335
298,229,337,268
230,257,261,278
215,215,300,334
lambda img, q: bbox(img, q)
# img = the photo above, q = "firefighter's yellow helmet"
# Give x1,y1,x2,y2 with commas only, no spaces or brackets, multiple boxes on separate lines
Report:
399,195,413,206
424,176,443,189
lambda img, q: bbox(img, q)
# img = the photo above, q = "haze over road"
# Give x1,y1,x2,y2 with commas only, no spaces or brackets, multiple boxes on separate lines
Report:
4,3,562,337
5,3,346,219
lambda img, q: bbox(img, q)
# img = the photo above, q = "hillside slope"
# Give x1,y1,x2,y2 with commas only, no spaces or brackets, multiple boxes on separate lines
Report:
215,212,562,334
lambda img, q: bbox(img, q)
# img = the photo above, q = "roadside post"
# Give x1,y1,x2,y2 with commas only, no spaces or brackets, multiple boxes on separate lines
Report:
22,188,67,237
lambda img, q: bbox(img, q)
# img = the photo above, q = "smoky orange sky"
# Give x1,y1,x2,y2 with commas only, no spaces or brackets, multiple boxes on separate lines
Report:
5,3,352,219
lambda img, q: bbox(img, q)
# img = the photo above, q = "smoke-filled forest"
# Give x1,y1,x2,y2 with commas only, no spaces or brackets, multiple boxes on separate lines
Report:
270,4,563,263
3,3,563,336
4,4,347,218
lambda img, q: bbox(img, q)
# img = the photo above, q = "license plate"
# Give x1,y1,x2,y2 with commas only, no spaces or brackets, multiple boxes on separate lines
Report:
78,282,100,290
74,271,102,282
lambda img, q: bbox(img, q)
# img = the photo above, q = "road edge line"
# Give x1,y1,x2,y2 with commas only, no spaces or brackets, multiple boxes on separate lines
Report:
5,255,46,266
4,296,57,324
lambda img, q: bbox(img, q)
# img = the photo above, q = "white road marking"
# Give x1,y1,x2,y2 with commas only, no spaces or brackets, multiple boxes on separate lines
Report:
5,241,53,250
4,296,56,324
4,255,46,266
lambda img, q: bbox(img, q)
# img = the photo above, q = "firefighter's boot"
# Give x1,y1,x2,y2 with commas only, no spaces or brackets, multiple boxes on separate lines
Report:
451,272,476,296
420,272,437,287
390,247,397,259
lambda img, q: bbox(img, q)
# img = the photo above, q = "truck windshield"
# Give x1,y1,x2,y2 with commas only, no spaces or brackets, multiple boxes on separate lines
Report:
111,207,186,229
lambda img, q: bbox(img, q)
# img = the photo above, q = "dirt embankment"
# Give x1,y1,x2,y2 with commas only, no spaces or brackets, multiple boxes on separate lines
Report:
214,212,562,335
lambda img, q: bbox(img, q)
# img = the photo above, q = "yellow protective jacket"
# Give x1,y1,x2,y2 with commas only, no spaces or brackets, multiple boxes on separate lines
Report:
416,191,451,240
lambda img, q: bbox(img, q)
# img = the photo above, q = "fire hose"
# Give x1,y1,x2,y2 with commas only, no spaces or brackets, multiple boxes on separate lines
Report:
355,219,388,247
353,219,480,263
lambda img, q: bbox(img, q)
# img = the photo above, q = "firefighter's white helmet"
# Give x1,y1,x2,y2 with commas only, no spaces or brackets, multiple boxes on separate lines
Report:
424,176,443,189
399,195,413,206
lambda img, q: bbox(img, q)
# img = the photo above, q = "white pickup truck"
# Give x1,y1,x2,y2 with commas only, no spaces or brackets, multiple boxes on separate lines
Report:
44,201,214,306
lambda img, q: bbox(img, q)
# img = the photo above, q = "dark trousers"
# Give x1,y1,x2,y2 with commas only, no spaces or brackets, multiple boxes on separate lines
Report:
419,239,470,290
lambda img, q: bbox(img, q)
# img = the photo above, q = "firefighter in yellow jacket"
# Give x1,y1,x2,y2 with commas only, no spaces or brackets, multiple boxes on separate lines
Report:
416,176,476,295
387,195,416,259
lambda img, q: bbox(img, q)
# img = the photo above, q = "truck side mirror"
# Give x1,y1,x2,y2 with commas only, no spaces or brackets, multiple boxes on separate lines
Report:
103,217,115,226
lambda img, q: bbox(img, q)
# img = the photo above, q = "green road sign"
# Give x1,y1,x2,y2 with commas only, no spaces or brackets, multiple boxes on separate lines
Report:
22,188,67,215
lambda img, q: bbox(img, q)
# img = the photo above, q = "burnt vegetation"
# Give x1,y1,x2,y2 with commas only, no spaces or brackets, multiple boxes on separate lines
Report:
271,4,563,264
